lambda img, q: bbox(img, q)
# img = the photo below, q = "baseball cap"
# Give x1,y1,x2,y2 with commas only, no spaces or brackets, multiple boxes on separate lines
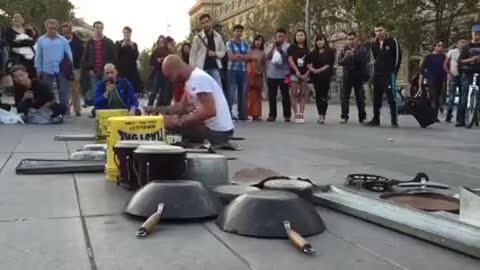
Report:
472,25,480,32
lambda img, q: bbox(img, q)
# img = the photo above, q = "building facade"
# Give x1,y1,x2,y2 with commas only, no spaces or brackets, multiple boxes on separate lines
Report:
189,0,226,32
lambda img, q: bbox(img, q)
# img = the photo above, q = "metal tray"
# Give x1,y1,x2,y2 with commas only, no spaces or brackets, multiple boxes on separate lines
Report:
16,159,105,174
54,134,96,141
313,186,480,259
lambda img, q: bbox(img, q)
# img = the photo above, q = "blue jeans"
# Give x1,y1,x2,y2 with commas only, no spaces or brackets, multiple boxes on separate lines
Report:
43,73,68,107
457,74,474,124
227,70,247,119
205,68,223,88
446,75,462,120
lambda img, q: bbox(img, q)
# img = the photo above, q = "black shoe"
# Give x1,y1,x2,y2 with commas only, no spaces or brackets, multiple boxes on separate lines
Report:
434,118,440,123
445,117,452,123
391,122,399,128
75,111,81,117
365,120,380,127
455,122,465,127
339,119,348,124
267,117,276,122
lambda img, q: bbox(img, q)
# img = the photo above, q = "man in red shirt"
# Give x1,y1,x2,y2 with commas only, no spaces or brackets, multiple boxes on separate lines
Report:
81,21,116,105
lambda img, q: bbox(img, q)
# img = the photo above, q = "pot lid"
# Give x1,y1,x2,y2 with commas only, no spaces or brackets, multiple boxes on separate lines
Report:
134,144,186,154
115,140,166,149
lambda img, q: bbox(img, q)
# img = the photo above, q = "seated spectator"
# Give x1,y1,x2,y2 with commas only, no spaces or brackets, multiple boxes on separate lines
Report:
11,65,66,120
93,63,139,115
154,55,234,145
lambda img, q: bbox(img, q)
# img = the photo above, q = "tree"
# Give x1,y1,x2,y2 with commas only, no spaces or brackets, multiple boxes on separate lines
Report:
0,0,73,32
138,48,152,89
244,0,278,40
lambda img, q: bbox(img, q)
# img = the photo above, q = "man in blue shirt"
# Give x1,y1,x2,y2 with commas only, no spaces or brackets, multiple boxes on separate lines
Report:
226,24,251,121
35,19,73,109
94,63,139,116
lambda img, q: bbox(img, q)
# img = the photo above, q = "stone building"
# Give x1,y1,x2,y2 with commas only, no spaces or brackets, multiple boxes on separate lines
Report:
189,0,226,32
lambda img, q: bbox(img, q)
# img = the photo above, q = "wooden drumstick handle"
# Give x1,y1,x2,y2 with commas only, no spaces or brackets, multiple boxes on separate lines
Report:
284,221,315,255
137,204,164,237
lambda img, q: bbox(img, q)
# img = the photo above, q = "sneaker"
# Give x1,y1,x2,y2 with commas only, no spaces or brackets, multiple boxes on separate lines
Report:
365,120,380,127
298,114,305,124
75,111,81,117
339,119,348,124
317,115,325,124
267,117,276,122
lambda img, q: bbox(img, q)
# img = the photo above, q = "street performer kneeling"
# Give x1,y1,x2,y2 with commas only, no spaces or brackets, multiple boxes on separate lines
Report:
153,55,234,145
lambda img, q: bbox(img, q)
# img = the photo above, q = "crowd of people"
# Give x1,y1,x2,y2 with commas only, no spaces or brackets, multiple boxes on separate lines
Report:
1,12,480,131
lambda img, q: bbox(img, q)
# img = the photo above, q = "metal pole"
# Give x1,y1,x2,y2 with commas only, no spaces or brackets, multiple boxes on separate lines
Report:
305,0,310,42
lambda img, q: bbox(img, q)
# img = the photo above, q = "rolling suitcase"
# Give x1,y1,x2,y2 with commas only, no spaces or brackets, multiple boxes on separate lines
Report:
405,97,435,128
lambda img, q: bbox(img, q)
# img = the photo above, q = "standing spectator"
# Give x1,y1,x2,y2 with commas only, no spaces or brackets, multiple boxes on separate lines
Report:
444,39,467,123
5,13,36,77
147,35,168,107
246,35,267,121
338,31,369,124
265,28,291,122
418,41,446,122
307,35,336,124
82,21,116,105
287,29,310,124
61,22,84,116
0,25,7,76
115,26,142,94
190,14,226,86
226,24,251,121
35,19,73,108
366,23,402,128
180,42,191,64
457,24,480,127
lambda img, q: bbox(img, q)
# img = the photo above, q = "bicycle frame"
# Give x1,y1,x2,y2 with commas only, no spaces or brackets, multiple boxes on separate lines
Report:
467,73,479,109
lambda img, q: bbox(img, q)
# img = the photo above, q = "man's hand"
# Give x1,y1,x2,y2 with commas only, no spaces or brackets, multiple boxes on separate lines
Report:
23,91,34,100
128,107,137,116
300,73,309,80
144,105,154,115
105,82,115,94
163,115,178,129
296,71,301,78
207,50,217,57
89,70,95,76
178,91,196,115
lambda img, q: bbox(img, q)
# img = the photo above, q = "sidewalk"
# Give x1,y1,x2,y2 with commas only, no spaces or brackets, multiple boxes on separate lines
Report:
1,103,479,270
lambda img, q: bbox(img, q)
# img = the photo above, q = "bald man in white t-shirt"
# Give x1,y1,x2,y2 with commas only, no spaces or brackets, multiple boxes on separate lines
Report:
154,55,234,145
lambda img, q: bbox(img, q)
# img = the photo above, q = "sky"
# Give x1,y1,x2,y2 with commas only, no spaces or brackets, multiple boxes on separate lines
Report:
70,0,196,50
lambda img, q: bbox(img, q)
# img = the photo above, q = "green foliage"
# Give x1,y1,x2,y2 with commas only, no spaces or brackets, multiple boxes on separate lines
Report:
0,0,73,33
138,48,152,85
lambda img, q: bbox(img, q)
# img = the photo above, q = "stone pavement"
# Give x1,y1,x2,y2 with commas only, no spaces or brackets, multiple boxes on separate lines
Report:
1,103,479,270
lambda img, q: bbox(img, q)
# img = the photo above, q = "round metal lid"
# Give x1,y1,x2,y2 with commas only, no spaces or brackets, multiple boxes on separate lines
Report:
115,140,166,149
264,179,314,190
134,144,186,154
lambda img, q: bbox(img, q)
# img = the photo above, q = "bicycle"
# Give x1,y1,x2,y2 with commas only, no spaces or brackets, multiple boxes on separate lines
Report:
466,73,479,129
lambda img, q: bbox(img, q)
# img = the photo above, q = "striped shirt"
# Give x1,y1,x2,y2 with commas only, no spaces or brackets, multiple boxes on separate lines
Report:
226,39,250,71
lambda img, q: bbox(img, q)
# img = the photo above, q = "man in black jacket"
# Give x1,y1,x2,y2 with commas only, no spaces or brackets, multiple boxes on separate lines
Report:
81,21,116,105
367,23,402,128
62,22,84,116
338,31,369,124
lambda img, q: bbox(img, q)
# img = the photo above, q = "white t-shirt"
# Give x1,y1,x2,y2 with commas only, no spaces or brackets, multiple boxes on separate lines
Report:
184,68,234,132
447,48,460,76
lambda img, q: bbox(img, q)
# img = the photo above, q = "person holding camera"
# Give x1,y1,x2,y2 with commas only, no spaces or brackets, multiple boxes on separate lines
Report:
93,64,139,116
265,28,291,122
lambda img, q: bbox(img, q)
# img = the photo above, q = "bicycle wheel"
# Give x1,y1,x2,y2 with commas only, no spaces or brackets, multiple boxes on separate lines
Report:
465,88,477,129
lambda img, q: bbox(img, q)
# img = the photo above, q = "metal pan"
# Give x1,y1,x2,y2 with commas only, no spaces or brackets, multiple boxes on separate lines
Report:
16,159,105,174
211,185,260,205
125,180,222,220
380,192,460,213
216,190,326,238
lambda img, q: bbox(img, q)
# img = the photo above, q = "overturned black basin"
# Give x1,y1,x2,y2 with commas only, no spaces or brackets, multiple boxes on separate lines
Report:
124,180,222,220
216,190,326,238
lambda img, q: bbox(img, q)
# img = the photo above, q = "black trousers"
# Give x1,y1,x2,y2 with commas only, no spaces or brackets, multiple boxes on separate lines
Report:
427,79,443,119
267,78,291,119
17,100,67,117
312,78,330,116
180,125,234,145
373,73,397,123
341,75,367,121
